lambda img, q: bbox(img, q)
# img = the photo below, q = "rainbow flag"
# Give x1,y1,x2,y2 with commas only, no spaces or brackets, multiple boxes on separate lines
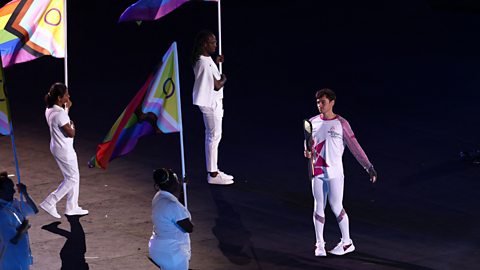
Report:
0,0,65,67
0,57,10,136
119,0,217,22
89,42,182,169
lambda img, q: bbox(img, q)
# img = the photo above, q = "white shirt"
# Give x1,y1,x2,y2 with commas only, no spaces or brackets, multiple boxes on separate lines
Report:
192,55,223,107
151,191,191,244
310,114,372,179
45,105,74,156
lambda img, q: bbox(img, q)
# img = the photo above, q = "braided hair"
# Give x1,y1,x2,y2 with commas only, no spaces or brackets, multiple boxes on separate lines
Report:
153,168,179,191
191,30,214,66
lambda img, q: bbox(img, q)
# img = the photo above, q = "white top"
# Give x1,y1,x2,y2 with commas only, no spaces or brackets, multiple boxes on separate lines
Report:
151,191,191,244
310,114,372,179
45,105,74,155
192,55,223,107
0,199,36,269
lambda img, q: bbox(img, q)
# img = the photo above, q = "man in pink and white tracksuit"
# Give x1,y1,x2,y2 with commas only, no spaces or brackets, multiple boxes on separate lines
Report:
304,88,377,256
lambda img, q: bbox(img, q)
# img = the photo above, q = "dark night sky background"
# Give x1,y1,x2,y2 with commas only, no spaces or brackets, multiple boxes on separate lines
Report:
1,2,480,269
2,0,480,201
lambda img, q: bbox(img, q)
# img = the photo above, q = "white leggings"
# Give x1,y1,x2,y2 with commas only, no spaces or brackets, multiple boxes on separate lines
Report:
311,176,351,245
44,151,80,212
198,101,223,173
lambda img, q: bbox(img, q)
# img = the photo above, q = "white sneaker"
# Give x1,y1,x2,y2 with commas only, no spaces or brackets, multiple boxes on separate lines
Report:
219,170,234,180
328,239,355,255
39,201,61,219
208,173,234,185
65,207,89,216
315,242,326,257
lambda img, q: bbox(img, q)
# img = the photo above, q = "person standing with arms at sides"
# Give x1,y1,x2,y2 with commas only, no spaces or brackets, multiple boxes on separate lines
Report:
0,172,38,270
149,168,193,270
304,88,377,257
191,30,234,185
39,82,88,218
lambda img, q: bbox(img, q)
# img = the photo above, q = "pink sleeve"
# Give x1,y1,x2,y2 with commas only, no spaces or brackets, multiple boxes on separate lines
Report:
339,116,373,171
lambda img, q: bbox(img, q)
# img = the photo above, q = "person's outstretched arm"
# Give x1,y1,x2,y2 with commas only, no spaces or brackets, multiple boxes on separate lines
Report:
340,117,377,183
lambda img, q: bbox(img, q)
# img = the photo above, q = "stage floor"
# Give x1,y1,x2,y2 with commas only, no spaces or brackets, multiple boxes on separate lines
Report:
1,117,479,270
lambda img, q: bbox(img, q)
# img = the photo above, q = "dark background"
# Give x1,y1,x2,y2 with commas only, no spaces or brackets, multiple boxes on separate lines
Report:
4,0,480,173
1,1,480,267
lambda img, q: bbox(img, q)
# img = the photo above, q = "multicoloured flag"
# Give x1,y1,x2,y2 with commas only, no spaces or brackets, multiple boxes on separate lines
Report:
119,0,218,22
0,0,65,67
89,42,182,169
0,57,10,135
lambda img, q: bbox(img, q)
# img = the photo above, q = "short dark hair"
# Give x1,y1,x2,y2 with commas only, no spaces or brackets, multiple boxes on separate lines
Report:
0,171,11,190
315,88,336,101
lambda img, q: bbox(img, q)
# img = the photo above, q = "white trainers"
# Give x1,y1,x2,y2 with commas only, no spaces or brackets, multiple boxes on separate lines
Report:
328,239,355,255
65,207,89,216
315,242,326,257
218,170,234,180
39,201,61,219
208,173,234,185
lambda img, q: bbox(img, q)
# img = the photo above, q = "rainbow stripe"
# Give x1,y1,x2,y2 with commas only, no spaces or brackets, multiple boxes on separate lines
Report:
89,42,182,169
119,0,217,22
0,56,10,136
0,0,65,67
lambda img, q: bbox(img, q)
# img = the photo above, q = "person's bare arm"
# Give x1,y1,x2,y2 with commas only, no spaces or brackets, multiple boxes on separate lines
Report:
177,218,194,233
213,74,227,91
61,121,75,138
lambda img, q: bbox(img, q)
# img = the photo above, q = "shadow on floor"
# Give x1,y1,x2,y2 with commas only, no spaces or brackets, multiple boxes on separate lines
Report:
346,251,435,270
209,185,257,266
41,215,89,270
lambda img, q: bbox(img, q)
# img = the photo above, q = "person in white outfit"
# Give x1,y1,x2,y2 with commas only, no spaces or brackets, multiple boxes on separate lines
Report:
39,82,88,218
304,88,377,256
191,30,234,185
149,168,193,270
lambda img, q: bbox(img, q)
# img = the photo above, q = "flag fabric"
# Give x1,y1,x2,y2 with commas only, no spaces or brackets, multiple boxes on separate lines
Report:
119,0,217,22
0,57,10,135
89,42,182,169
0,0,65,67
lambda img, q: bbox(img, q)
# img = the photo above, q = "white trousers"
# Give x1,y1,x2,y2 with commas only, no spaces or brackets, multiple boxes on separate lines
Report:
198,101,223,173
44,151,80,213
149,238,190,270
311,175,350,244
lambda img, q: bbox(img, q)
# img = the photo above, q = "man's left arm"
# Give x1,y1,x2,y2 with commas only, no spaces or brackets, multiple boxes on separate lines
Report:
340,118,377,183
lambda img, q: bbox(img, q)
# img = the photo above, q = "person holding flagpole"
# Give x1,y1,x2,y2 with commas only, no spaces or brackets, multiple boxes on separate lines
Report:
191,30,234,185
39,82,88,218
0,171,38,270
149,168,193,270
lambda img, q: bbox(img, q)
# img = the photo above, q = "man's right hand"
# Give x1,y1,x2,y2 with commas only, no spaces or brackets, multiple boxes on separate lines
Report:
216,55,225,64
368,166,377,183
304,150,312,159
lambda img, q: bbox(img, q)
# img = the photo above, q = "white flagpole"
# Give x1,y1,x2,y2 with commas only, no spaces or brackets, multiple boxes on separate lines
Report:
180,119,187,209
64,0,68,86
217,0,222,73
173,43,188,209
